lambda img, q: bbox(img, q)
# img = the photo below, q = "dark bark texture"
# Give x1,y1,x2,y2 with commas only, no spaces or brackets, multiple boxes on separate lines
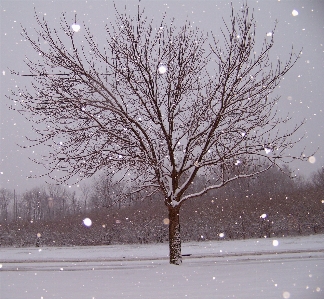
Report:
168,205,182,265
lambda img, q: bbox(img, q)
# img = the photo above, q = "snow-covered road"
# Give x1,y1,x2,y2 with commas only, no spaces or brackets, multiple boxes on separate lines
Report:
1,235,323,299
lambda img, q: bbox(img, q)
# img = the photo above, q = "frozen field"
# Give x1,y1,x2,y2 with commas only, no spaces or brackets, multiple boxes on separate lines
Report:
1,234,323,299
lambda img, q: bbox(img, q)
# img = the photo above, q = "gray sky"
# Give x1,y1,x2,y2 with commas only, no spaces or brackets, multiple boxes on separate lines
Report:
1,0,323,194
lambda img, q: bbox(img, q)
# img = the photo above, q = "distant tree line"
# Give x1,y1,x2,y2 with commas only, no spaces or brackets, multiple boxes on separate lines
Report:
0,165,323,247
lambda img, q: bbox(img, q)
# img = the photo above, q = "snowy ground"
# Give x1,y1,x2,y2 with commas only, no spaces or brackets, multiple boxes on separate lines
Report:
1,235,323,299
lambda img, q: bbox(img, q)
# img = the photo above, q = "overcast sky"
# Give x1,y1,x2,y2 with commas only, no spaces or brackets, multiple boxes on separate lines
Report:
0,0,323,194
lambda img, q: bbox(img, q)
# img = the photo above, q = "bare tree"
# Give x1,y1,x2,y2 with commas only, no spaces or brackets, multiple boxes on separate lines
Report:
311,166,324,197
80,183,90,212
0,188,12,222
9,3,307,264
47,184,69,218
89,172,122,210
21,186,48,221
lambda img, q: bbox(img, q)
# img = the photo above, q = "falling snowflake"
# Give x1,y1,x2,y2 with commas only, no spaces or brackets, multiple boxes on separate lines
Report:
266,32,272,37
219,232,225,238
272,240,279,246
158,65,167,74
264,148,271,154
308,156,316,164
292,10,298,17
83,218,92,227
71,23,81,32
260,213,267,219
163,218,170,225
283,291,290,298
235,160,241,165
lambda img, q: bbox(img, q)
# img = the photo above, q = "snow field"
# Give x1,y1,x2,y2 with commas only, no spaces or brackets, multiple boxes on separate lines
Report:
0,234,323,299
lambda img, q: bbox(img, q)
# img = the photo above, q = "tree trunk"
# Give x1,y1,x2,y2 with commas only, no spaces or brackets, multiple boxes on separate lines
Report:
168,205,182,265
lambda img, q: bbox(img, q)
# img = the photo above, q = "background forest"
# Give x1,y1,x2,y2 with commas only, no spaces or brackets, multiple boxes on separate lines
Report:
0,165,323,247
